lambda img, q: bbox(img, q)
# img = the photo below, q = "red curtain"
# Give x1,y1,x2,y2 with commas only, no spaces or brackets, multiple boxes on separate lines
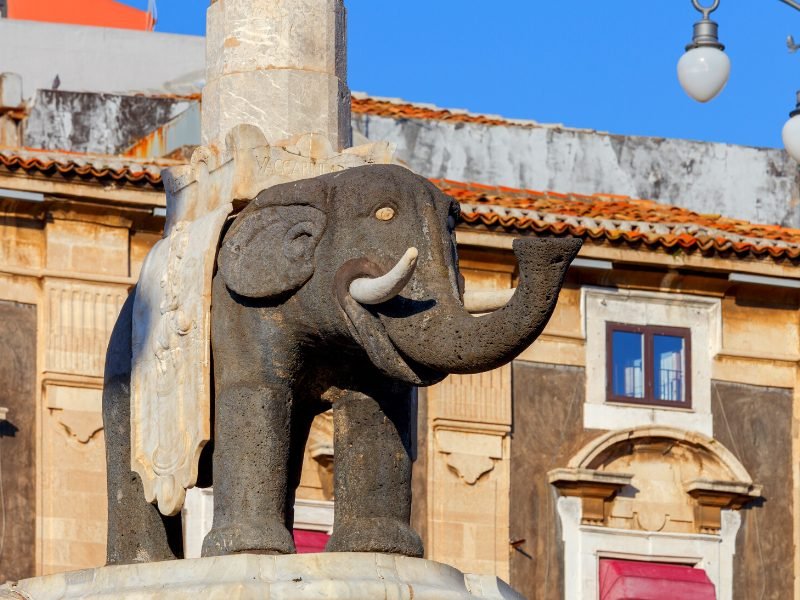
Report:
293,529,330,554
599,559,716,600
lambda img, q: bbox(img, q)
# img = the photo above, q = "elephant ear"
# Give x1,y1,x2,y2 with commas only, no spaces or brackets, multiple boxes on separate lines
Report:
218,180,328,299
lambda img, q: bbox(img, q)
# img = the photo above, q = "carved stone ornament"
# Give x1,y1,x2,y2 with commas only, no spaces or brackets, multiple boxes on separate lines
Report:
130,125,396,516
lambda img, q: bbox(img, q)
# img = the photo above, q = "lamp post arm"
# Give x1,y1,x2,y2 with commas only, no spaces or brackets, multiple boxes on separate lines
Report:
780,0,800,12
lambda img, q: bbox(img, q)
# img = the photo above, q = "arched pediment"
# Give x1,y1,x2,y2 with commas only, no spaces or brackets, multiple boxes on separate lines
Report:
567,426,754,484
550,426,761,534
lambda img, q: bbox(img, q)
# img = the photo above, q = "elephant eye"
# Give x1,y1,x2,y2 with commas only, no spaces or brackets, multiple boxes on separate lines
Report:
375,207,395,221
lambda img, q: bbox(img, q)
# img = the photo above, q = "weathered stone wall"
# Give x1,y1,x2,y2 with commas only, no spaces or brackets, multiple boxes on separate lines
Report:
711,381,794,600
24,90,193,155
509,361,597,600
353,113,800,227
0,300,36,582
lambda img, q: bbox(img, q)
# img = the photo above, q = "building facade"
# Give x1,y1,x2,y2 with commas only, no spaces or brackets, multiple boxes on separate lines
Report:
0,82,798,598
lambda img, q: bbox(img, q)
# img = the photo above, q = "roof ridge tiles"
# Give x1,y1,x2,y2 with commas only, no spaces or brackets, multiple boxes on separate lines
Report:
0,146,798,262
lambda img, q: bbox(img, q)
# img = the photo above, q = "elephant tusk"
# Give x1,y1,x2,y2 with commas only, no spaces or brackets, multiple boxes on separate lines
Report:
349,247,419,305
463,289,516,314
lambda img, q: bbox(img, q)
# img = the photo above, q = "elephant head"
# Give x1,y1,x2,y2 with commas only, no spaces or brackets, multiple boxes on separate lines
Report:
217,164,581,386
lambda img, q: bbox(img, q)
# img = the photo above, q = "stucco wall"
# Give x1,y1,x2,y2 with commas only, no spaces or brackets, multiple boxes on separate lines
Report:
0,300,36,582
352,113,800,227
509,361,597,600
24,90,192,155
711,380,794,600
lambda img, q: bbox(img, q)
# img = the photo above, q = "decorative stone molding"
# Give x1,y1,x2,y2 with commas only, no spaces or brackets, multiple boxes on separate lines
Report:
686,478,762,534
554,426,759,598
557,496,741,600
428,365,512,428
44,281,127,378
548,468,633,525
435,424,507,485
294,498,335,534
45,385,103,444
568,426,754,483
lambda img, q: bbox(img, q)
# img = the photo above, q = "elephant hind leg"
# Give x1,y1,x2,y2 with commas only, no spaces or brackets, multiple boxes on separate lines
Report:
103,293,183,565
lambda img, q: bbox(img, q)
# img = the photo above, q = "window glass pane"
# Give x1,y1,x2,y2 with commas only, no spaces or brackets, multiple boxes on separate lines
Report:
611,330,644,399
654,334,686,402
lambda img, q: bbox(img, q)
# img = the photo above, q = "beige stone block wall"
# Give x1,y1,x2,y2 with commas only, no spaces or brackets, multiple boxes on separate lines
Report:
0,212,43,269
130,231,162,281
425,365,512,580
15,205,144,576
428,431,511,579
45,218,130,278
39,386,107,574
720,291,800,361
34,209,135,571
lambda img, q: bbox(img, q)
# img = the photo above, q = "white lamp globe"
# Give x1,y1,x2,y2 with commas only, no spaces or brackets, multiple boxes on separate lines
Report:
782,113,800,163
677,46,731,103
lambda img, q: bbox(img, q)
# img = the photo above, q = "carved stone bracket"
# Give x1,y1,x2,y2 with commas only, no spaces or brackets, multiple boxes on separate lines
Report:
685,478,763,534
435,422,508,485
46,384,104,445
548,468,634,525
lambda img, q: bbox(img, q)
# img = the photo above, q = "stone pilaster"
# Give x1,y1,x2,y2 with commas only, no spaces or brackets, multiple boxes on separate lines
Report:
426,365,513,580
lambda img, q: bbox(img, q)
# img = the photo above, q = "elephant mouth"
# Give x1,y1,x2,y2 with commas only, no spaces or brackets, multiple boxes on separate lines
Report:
334,257,445,386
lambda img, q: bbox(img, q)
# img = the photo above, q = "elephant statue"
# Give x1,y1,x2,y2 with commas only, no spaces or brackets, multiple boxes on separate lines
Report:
102,164,581,564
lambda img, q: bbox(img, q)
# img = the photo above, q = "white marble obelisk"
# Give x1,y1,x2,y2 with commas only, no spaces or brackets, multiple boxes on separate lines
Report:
202,0,351,150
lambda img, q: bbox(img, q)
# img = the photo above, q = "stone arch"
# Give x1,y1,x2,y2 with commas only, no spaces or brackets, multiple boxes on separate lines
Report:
550,425,761,535
551,426,763,600
567,426,754,484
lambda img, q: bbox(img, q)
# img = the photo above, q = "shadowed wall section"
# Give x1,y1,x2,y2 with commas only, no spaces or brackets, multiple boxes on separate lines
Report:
509,362,597,600
711,380,793,600
0,300,36,581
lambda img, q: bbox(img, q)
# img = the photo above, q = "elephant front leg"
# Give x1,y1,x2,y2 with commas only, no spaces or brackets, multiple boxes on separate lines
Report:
326,385,423,557
202,383,296,556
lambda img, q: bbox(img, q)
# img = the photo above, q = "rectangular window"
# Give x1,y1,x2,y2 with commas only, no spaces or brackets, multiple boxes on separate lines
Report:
606,323,691,408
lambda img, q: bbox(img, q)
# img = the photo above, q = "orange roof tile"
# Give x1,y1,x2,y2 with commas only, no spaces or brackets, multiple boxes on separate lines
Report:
0,147,179,186
351,97,512,127
435,179,800,262
1,147,798,263
350,95,593,132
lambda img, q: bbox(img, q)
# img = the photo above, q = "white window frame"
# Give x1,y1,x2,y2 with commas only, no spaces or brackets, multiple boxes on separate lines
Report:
557,496,739,600
581,287,721,437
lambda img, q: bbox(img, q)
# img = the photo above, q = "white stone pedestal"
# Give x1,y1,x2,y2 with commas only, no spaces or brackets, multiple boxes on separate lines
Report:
0,553,525,599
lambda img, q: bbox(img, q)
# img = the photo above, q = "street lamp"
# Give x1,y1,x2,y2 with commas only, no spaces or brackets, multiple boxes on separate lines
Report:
677,0,800,161
782,92,800,162
784,30,800,161
677,0,730,103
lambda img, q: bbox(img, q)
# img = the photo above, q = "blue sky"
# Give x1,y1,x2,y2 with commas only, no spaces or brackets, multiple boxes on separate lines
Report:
121,1,800,150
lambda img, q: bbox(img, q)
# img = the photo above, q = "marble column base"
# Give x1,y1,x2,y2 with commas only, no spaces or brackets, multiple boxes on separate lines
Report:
0,553,524,599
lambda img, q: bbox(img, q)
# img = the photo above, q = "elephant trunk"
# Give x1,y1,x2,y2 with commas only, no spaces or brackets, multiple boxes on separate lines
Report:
380,237,581,374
